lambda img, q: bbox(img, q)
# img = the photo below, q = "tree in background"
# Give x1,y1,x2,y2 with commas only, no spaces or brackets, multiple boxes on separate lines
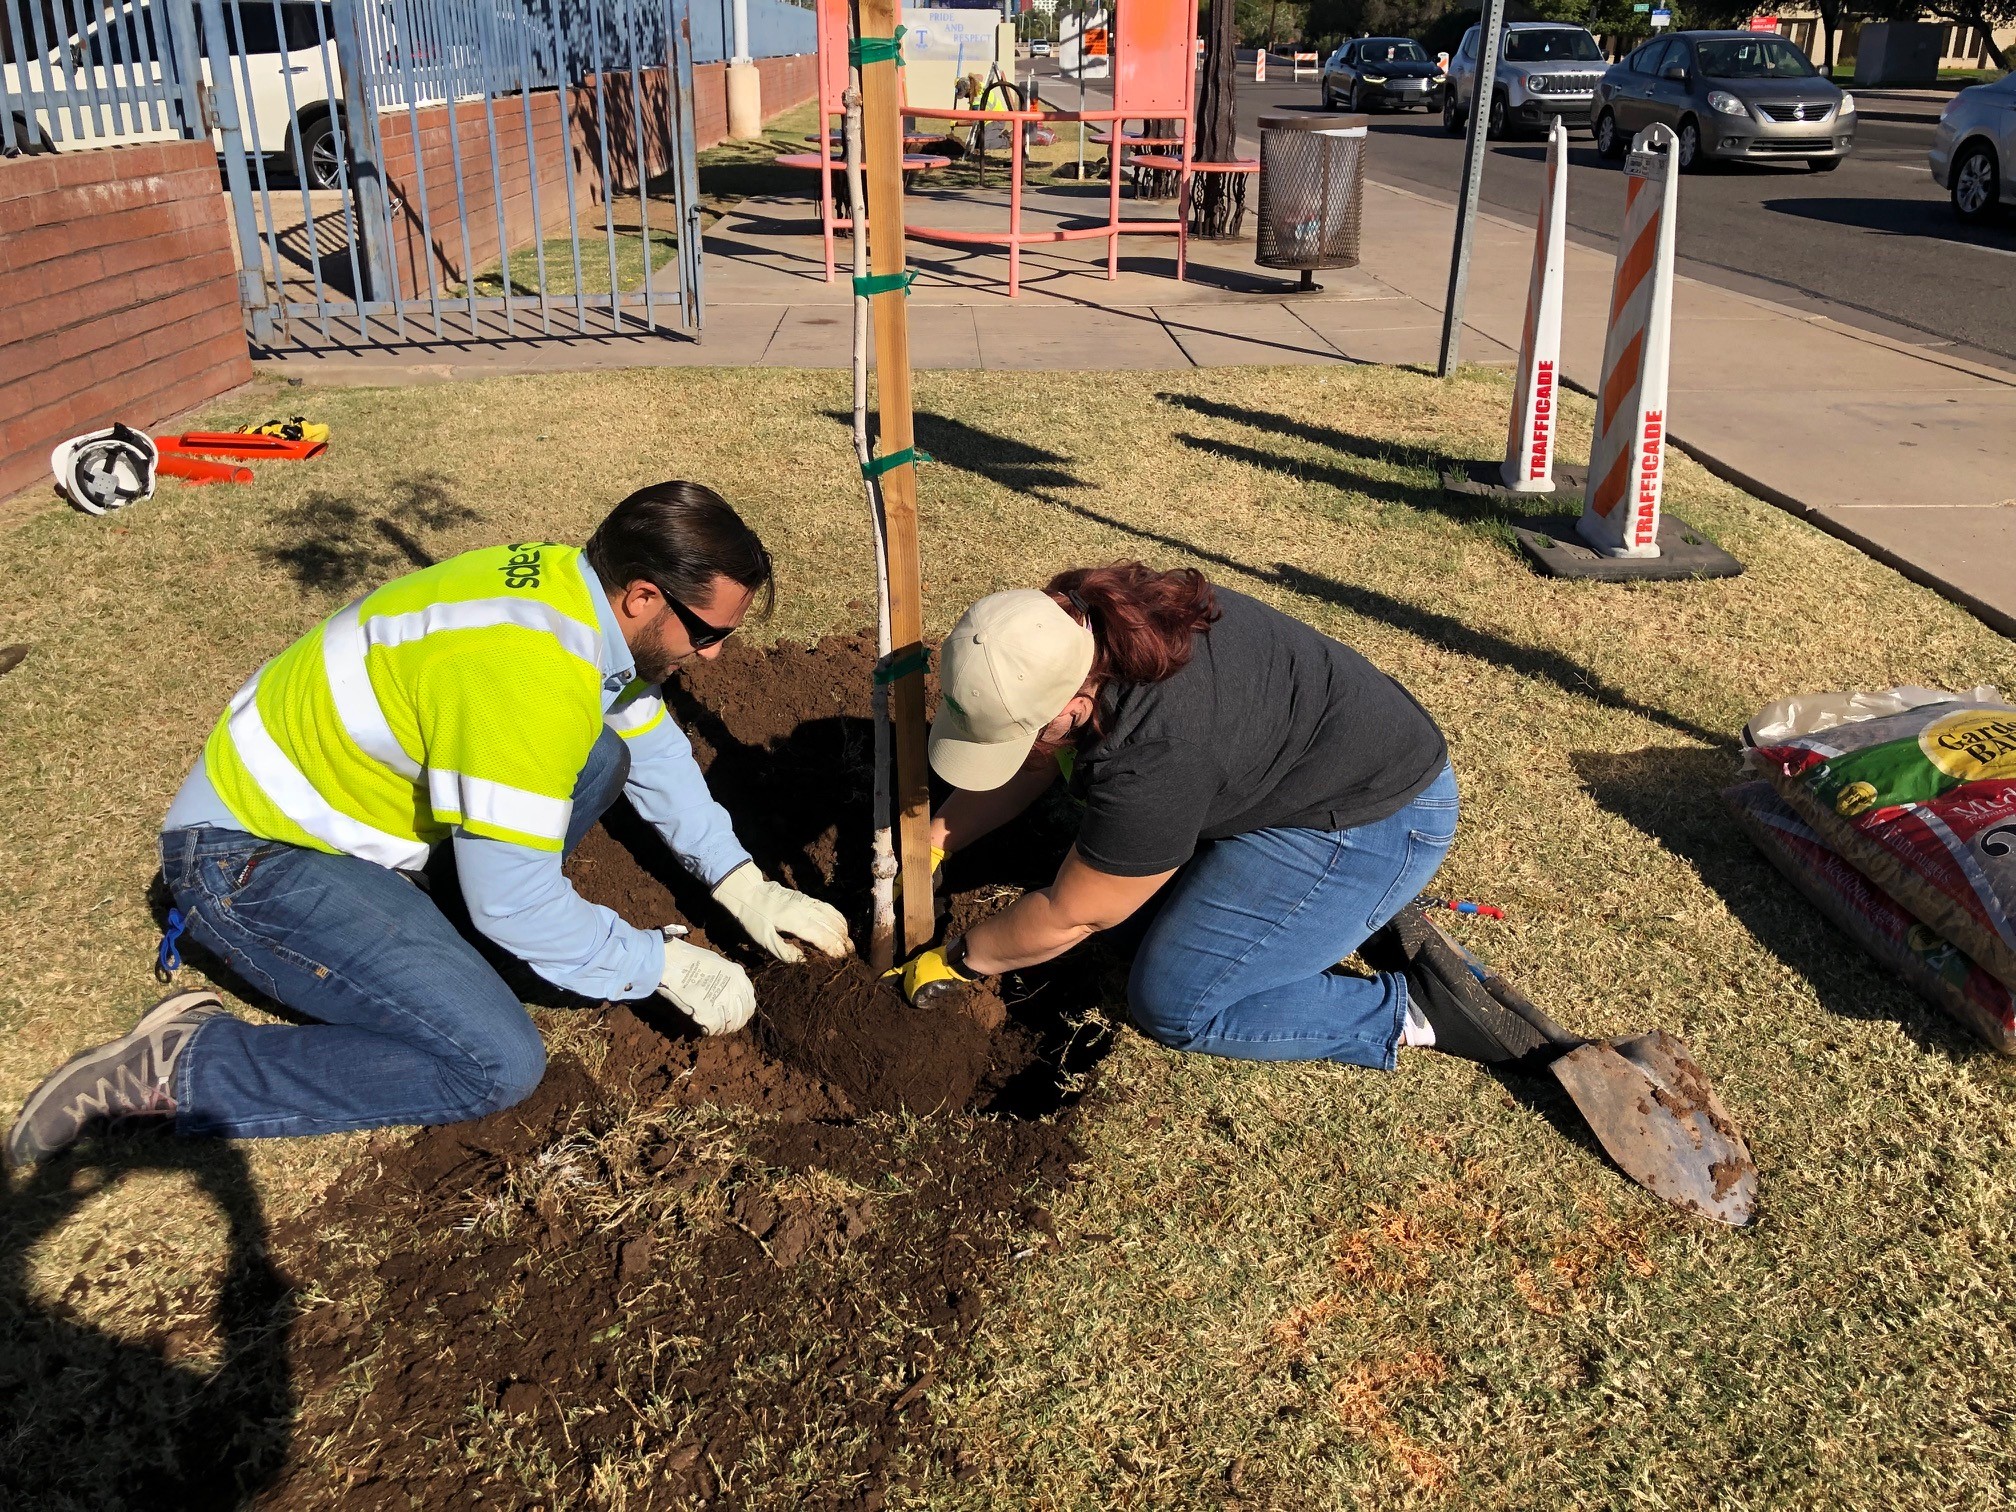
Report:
1914,0,2012,69
1194,0,1241,236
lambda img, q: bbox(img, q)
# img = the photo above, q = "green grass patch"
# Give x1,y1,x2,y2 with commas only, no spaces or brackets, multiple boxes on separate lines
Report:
455,222,677,301
4,363,2016,1507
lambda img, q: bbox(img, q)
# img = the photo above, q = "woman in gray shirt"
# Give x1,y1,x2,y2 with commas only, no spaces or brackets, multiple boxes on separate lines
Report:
891,562,1538,1067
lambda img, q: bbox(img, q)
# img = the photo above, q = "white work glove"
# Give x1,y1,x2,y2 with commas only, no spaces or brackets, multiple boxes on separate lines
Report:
655,927,756,1035
711,863,853,963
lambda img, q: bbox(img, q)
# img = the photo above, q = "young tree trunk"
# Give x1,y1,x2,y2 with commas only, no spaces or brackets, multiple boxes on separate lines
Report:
1192,0,1240,238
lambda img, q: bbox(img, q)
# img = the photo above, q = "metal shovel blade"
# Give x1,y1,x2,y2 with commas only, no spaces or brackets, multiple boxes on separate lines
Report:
1547,1030,1757,1227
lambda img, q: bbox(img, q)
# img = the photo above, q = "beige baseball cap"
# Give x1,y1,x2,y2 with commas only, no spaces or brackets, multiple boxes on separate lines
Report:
928,590,1095,791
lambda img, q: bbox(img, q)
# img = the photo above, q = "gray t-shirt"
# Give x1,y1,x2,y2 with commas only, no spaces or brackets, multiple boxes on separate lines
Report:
1071,588,1448,876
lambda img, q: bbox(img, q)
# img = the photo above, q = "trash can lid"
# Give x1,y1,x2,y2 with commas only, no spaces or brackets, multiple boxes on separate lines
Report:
1257,111,1369,131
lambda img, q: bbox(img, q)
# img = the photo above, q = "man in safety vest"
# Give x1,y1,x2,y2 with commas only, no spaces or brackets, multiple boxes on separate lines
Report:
6,482,848,1167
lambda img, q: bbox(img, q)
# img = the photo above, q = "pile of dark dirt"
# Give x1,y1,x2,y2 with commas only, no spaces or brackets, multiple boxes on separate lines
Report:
264,633,1112,1509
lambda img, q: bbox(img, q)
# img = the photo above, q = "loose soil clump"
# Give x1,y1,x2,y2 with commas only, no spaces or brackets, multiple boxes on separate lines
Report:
263,633,1112,1509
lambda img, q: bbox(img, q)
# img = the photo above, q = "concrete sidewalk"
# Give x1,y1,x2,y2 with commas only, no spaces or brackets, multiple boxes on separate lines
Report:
257,175,2016,635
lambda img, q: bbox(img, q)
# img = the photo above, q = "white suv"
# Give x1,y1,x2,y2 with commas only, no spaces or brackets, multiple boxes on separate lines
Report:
1444,20,1606,139
2,0,347,187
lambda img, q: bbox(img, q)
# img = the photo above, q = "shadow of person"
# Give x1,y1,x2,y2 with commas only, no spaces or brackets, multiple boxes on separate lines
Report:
0,1140,296,1509
1572,744,1989,1060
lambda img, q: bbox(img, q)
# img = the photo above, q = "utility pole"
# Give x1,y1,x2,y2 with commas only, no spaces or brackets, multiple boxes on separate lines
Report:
1437,0,1507,377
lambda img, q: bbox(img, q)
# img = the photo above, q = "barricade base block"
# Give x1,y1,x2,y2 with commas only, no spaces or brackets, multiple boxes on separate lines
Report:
1513,512,1742,581
1441,457,1584,506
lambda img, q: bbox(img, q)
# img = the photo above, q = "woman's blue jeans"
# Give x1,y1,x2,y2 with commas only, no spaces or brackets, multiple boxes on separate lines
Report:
1126,763,1457,1070
158,728,630,1139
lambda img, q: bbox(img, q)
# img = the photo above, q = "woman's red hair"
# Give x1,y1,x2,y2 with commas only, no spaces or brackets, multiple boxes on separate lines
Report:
1045,561,1220,697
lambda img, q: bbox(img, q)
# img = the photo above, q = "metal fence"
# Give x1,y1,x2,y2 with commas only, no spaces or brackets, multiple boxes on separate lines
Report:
4,0,708,348
3,0,199,152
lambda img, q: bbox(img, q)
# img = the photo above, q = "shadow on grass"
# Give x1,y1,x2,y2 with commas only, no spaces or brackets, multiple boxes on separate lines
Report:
0,1141,295,1508
857,407,1723,746
259,474,479,594
1573,745,1988,1060
1158,391,1572,528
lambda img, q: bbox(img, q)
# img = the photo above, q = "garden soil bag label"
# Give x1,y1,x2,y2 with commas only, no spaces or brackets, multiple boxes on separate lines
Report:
1746,697,2016,1004
1725,781,2016,1055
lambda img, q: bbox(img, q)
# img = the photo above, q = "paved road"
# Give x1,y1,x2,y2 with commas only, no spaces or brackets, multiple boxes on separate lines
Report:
1027,62,2016,372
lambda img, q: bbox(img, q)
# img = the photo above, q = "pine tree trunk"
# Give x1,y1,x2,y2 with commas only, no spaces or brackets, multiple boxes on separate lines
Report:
1192,0,1240,239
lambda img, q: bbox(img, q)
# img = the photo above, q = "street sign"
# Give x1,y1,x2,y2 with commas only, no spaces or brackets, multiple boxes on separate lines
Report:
1650,6,1671,25
1633,3,1649,10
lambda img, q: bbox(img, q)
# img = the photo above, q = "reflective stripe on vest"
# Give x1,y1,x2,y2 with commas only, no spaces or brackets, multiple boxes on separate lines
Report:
204,544,604,865
223,672,435,870
607,684,667,739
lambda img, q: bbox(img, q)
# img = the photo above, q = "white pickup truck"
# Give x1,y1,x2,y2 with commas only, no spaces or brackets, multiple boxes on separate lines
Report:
3,1,347,187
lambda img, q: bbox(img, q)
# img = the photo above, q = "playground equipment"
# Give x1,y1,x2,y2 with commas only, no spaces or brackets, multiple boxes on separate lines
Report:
806,0,1199,295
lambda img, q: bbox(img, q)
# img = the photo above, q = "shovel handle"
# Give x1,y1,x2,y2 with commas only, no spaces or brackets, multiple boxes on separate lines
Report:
1431,919,1584,1052
1475,967,1584,1052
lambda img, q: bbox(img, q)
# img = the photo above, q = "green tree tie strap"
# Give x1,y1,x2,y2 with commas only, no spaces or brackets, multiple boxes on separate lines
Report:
849,29,905,66
873,647,931,685
852,271,915,297
861,447,931,479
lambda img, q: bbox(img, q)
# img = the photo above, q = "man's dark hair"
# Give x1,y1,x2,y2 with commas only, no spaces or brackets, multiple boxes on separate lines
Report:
586,481,775,617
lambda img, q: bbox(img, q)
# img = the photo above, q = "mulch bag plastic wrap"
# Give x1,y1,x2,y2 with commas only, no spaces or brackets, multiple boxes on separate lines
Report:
1725,780,2016,1054
1743,685,2016,1013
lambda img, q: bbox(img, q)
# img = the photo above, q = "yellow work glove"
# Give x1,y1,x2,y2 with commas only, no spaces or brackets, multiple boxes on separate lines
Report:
882,941,973,1007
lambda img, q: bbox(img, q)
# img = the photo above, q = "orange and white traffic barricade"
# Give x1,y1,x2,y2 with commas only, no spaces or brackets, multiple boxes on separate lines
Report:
1502,115,1569,493
1254,47,1267,81
1579,123,1679,558
1292,51,1319,79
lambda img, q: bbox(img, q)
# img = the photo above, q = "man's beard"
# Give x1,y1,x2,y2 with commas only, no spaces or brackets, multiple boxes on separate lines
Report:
632,615,684,685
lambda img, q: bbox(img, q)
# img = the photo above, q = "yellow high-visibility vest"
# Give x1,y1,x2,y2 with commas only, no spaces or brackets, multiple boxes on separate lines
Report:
204,543,611,866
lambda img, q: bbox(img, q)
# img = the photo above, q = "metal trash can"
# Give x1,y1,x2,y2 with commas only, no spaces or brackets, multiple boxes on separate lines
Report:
1256,112,1368,292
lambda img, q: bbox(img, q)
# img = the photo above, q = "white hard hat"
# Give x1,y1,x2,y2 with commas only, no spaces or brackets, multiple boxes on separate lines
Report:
51,423,158,515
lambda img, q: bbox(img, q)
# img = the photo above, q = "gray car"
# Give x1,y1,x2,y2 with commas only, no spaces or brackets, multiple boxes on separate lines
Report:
1591,31,1855,172
1929,71,2016,223
1444,20,1606,138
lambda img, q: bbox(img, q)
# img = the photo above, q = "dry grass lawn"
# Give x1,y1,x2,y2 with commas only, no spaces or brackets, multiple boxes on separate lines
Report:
3,360,2015,1508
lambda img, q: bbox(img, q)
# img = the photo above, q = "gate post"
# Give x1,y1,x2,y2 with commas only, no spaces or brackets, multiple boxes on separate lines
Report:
184,0,276,344
667,0,705,329
329,0,396,308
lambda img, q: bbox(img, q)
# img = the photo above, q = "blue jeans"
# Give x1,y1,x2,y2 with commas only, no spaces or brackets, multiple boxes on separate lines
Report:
158,728,631,1139
1126,763,1458,1070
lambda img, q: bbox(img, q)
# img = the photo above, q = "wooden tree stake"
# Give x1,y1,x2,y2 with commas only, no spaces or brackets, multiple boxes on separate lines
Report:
855,0,935,957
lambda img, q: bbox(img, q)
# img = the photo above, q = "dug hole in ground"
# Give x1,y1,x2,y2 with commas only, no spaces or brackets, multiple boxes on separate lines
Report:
278,631,1108,1508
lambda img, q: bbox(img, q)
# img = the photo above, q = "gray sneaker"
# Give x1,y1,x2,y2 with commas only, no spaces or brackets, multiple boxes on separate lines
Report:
4,989,228,1169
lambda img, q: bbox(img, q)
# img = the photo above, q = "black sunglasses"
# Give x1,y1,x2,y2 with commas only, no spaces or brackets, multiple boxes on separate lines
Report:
664,592,737,650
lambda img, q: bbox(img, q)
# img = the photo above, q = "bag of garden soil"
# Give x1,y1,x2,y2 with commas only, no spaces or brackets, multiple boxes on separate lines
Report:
1744,689,2016,1000
1725,781,2016,1055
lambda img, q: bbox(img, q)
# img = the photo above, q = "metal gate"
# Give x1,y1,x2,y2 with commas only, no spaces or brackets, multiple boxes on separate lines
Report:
213,0,706,346
3,0,706,347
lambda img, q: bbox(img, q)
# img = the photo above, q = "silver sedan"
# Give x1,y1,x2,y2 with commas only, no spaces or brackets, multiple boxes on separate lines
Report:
1930,73,2016,223
1591,31,1854,172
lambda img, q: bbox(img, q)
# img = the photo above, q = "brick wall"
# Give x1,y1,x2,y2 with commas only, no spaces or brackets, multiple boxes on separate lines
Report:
0,142,253,504
382,58,820,294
